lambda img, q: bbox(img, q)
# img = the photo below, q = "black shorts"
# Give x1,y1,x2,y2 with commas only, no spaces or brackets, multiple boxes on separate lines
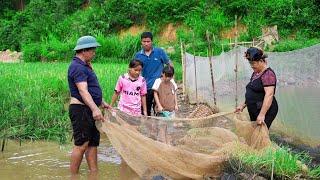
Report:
247,99,278,129
69,104,100,146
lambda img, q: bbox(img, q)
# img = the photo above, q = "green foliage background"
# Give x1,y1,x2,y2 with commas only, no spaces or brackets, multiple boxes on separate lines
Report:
1,0,319,62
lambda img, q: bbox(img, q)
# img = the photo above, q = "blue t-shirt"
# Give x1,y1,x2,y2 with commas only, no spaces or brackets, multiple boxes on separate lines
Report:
68,57,103,106
134,47,170,89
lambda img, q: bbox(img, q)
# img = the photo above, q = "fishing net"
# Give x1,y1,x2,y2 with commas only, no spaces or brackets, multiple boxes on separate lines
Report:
96,44,319,178
96,109,271,179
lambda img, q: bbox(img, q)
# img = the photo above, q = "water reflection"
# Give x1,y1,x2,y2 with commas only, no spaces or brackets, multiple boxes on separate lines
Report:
0,137,138,179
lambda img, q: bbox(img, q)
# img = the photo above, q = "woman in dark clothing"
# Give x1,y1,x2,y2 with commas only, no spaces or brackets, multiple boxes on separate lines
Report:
235,47,278,129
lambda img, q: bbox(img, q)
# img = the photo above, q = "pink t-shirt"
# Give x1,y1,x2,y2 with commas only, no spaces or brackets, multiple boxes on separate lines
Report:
115,73,147,116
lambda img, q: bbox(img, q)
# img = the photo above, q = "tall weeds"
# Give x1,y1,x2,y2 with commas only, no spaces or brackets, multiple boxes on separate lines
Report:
227,145,320,179
0,62,127,143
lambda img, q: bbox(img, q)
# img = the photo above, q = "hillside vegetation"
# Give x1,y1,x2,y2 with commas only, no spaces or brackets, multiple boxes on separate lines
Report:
1,0,319,62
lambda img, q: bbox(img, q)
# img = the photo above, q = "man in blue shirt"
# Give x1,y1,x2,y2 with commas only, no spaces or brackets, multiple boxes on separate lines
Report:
135,32,173,116
68,36,110,174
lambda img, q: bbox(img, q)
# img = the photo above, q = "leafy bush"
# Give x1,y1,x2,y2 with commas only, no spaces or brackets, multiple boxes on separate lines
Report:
1,0,320,60
23,33,141,62
220,0,320,39
22,34,74,62
272,38,320,52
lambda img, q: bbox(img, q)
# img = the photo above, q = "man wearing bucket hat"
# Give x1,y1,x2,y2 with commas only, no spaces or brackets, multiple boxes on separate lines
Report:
68,36,110,174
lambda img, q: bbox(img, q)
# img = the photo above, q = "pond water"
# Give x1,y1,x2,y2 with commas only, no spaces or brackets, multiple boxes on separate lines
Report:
0,136,139,180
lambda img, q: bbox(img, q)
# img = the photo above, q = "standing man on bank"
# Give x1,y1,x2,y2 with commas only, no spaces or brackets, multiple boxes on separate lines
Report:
135,32,173,116
68,36,110,174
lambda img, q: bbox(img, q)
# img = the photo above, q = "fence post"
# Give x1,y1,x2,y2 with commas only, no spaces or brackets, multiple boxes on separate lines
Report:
192,31,198,104
206,30,217,106
234,15,239,108
1,138,5,152
180,39,186,98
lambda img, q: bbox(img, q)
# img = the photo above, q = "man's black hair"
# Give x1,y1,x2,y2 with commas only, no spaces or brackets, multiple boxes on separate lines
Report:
141,32,153,41
75,47,96,54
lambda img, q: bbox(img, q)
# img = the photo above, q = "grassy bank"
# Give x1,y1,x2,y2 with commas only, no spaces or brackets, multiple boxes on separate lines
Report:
0,62,123,142
227,145,320,179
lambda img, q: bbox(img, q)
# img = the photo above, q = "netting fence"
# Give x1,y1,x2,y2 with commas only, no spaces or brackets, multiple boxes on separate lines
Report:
184,44,320,145
96,43,320,179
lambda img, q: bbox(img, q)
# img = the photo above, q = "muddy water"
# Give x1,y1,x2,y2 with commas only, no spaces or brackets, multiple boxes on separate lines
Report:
0,136,139,180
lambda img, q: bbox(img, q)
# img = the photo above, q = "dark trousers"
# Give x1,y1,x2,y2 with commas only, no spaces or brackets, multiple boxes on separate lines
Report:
143,89,155,116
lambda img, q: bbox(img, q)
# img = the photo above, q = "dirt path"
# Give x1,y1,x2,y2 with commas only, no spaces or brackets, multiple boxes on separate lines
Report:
175,84,197,118
175,83,218,118
0,50,21,63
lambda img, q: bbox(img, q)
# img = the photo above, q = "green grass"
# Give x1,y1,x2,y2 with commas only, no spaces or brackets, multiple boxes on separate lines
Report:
309,166,320,178
271,38,320,52
0,61,182,143
0,62,126,142
227,145,320,179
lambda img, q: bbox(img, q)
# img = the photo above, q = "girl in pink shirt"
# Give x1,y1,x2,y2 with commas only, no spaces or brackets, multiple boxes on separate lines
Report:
110,59,147,116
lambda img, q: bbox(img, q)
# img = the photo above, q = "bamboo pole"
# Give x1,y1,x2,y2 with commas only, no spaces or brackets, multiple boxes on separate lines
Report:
235,15,239,108
212,33,216,43
212,33,216,55
224,41,254,45
192,32,198,104
1,138,5,152
180,39,186,98
206,30,217,106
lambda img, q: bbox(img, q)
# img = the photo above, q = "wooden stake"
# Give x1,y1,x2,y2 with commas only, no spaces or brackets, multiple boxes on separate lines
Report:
235,15,239,108
192,32,198,104
180,39,186,98
206,30,217,106
1,138,5,152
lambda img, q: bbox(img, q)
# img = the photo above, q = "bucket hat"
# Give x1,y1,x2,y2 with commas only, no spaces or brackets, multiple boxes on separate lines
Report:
74,36,101,51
